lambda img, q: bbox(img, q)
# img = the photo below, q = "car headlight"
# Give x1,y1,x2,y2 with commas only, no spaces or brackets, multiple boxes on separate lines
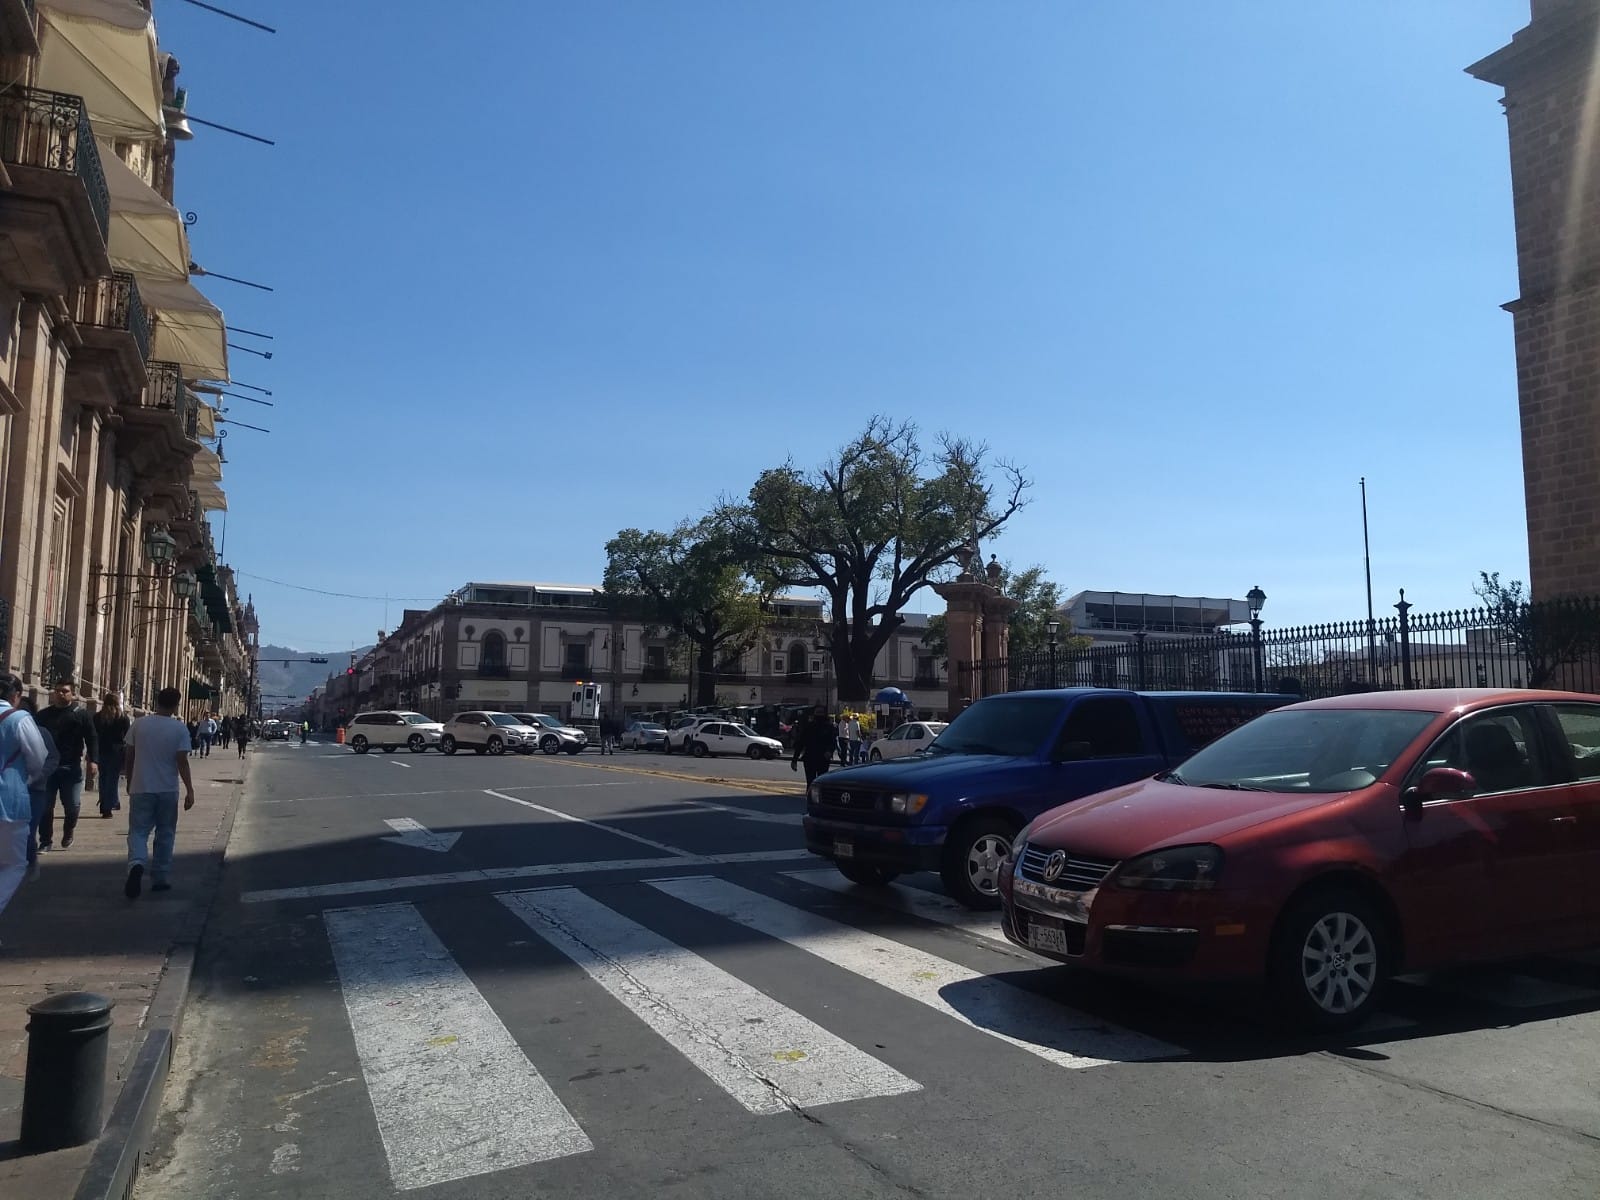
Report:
1114,844,1224,891
889,793,929,815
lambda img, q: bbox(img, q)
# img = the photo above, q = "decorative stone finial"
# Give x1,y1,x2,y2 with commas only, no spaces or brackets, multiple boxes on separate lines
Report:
985,555,1002,584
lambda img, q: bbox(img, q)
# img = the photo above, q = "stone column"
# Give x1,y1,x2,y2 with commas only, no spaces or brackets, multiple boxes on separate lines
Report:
61,409,102,694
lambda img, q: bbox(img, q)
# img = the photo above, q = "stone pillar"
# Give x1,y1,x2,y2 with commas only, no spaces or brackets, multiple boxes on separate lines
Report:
933,550,1021,718
61,409,101,694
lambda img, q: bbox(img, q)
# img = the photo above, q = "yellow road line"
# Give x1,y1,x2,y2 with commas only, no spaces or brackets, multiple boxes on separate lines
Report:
527,755,805,796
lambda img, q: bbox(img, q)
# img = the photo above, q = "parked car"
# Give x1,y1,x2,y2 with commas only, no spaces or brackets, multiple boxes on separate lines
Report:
622,720,668,751
999,688,1600,1030
511,713,589,755
663,717,719,754
804,689,1293,908
869,721,948,761
346,710,446,754
685,721,784,760
440,711,539,756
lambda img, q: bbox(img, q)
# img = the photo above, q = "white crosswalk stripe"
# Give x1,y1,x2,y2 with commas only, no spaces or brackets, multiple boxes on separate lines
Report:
649,875,1183,1069
499,887,921,1113
324,902,592,1189
781,868,1019,948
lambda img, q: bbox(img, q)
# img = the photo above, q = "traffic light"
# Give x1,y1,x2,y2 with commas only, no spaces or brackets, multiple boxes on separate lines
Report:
346,667,354,676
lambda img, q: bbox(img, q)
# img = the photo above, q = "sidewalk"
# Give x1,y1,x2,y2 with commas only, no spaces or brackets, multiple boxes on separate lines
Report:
0,744,250,1197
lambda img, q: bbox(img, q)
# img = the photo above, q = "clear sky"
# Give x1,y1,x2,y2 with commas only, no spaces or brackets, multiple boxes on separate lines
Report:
159,0,1533,653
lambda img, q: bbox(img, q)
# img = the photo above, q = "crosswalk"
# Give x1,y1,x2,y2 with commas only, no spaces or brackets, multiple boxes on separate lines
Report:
318,870,1600,1192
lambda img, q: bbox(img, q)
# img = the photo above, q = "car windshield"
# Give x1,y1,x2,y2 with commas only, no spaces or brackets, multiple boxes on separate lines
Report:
1167,707,1439,793
529,714,563,728
926,696,1065,757
489,714,524,727
402,714,432,725
729,724,758,737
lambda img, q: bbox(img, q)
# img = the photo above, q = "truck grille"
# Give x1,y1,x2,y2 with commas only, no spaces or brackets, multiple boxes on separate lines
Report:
1018,847,1118,890
810,784,896,824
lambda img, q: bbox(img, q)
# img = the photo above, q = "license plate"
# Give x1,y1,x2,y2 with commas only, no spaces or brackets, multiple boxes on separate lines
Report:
834,841,854,858
1026,920,1069,954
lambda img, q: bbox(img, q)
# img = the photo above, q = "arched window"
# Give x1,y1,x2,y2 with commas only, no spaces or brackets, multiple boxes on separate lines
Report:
481,630,507,669
787,641,810,678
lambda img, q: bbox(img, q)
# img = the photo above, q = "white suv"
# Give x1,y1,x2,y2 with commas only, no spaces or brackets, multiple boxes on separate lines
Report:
663,717,719,754
511,713,588,755
347,711,445,754
440,711,539,756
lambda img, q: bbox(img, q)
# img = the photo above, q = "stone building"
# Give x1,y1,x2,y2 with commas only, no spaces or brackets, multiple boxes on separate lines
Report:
318,581,950,727
1,0,252,714
1470,1,1600,598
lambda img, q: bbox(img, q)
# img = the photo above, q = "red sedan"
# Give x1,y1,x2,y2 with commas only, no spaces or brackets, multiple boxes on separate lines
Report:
999,689,1600,1029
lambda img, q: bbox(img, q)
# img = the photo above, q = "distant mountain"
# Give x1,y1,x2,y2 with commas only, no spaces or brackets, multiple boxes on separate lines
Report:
256,643,373,708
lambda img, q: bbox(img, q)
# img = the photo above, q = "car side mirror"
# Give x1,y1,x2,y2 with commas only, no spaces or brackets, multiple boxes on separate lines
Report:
1052,740,1093,763
1402,767,1477,819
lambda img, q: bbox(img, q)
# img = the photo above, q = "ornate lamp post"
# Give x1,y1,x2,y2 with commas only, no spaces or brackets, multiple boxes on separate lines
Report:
1246,585,1267,693
1046,619,1060,689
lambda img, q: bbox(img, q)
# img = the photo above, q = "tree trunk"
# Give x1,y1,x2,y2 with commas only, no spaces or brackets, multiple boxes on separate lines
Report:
695,640,718,707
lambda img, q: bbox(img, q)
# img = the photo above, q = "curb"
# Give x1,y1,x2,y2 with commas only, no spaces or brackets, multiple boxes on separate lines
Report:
71,757,250,1200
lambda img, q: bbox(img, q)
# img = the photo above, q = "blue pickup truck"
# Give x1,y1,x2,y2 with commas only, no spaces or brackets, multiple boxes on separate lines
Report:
803,688,1293,908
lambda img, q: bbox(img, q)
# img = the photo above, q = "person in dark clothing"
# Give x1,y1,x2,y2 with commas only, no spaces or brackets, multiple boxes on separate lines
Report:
790,703,838,786
34,680,98,851
93,693,131,817
235,720,251,758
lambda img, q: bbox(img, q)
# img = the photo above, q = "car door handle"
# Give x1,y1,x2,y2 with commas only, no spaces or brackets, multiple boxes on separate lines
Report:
1550,815,1578,826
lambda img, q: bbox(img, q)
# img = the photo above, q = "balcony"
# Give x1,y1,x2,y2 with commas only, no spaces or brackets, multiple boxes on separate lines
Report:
76,273,151,360
640,665,676,683
912,674,941,690
0,86,111,292
558,664,589,681
44,624,76,686
121,360,197,456
68,272,151,406
476,662,511,679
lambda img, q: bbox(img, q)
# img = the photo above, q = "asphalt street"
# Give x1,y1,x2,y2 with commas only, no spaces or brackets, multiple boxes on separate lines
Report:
136,740,1600,1199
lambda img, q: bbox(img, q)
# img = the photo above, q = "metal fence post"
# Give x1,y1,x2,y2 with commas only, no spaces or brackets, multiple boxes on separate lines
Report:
1249,618,1265,692
1395,589,1413,689
1135,630,1148,690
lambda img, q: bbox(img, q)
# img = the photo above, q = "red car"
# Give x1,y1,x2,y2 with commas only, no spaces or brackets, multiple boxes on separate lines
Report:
999,689,1600,1029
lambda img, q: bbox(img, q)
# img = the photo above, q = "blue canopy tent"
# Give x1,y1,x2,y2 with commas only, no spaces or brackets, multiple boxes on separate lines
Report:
874,687,911,707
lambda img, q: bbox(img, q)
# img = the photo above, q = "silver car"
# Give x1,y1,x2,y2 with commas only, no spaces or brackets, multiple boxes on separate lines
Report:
440,711,539,756
622,720,668,750
512,713,589,755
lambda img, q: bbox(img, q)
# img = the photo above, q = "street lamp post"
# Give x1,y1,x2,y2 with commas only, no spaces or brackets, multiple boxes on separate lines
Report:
1246,585,1267,693
1046,620,1060,689
813,635,831,714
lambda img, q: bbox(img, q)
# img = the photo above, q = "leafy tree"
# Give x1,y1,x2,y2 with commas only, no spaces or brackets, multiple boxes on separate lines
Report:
604,520,768,706
1473,571,1600,687
727,417,1029,702
920,563,1088,661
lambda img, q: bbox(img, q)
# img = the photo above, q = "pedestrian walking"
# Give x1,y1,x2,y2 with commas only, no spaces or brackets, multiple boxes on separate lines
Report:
185,718,199,756
24,714,57,878
846,713,864,764
199,712,218,758
236,719,251,758
791,703,838,786
34,680,98,852
0,673,49,935
122,686,194,898
94,693,130,817
599,711,617,755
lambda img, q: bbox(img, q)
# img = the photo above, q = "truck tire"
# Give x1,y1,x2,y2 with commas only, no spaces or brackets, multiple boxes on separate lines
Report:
940,814,1019,910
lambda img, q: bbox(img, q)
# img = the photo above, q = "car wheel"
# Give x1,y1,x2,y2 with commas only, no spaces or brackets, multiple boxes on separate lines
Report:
441,735,457,756
837,861,900,886
486,736,505,757
691,741,709,758
541,735,560,755
381,745,396,753
662,739,674,755
1271,889,1389,1031
408,734,426,753
764,749,778,760
940,815,1019,910
870,748,882,762
747,745,763,760
351,735,369,754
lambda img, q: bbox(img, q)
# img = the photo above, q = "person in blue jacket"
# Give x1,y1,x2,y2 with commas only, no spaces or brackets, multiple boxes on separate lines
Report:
0,673,49,934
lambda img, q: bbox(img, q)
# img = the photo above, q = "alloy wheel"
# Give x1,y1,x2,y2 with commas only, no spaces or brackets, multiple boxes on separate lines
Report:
1300,911,1379,1016
965,833,1011,898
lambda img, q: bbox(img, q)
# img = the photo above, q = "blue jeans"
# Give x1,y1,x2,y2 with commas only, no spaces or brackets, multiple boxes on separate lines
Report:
26,787,44,864
128,791,179,881
40,767,83,847
98,747,123,814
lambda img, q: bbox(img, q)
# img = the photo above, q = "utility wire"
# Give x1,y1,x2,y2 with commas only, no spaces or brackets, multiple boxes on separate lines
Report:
176,0,277,32
235,571,440,603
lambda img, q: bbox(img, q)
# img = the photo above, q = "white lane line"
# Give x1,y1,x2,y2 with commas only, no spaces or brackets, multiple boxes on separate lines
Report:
662,797,803,826
782,869,1017,948
389,760,412,769
240,848,813,904
482,789,693,856
381,818,461,854
648,877,1182,1070
499,888,919,1113
324,903,591,1189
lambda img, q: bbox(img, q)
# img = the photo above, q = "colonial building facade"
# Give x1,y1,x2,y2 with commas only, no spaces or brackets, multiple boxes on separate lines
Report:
310,581,950,728
1,0,252,714
1470,1,1600,598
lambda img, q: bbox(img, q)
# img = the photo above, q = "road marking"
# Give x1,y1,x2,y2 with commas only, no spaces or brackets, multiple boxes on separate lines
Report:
781,869,1018,948
381,817,461,854
240,848,813,904
499,888,919,1113
482,789,693,856
649,877,1182,1069
662,797,803,825
263,787,630,804
389,760,412,769
517,754,806,796
324,903,591,1189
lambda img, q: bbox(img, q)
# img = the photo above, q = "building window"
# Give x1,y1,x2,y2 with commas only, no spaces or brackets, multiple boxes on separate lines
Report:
645,645,666,669
482,630,507,669
565,642,588,670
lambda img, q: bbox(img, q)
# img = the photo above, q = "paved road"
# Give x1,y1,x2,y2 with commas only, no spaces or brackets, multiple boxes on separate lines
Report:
137,740,1600,1199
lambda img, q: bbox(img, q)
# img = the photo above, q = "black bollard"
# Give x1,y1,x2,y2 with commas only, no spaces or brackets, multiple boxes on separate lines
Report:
20,991,114,1152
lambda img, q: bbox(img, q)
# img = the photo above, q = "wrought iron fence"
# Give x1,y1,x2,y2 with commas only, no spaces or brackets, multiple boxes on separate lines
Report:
959,593,1600,702
0,86,110,241
146,359,182,410
75,272,152,362
43,625,76,686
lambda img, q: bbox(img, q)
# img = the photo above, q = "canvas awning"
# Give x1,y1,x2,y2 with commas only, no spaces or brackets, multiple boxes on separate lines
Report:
101,143,188,282
191,445,223,483
193,480,227,512
139,278,228,382
195,402,217,440
36,0,164,142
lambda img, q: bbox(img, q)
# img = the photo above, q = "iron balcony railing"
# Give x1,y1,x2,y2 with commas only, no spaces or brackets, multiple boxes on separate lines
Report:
477,662,511,679
144,359,197,438
559,664,589,681
640,665,676,682
75,272,152,363
0,85,110,243
43,625,76,686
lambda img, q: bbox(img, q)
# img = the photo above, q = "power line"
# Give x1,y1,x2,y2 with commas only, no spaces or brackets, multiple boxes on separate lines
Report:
235,571,440,603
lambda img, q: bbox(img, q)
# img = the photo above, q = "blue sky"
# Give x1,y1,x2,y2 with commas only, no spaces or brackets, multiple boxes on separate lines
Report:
160,0,1532,653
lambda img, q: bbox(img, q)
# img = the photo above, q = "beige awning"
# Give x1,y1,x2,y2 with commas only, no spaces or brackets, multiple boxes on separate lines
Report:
36,0,164,142
101,144,188,282
191,445,223,483
195,402,217,440
140,277,229,383
193,479,227,512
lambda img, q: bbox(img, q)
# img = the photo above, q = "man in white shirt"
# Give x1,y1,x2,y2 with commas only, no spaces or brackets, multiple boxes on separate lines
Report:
122,686,195,899
0,673,49,928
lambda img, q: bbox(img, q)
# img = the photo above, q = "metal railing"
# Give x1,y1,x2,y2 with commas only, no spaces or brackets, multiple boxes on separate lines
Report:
477,662,511,679
558,664,589,681
43,625,76,686
0,86,110,242
640,665,677,682
147,359,182,410
75,273,152,363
